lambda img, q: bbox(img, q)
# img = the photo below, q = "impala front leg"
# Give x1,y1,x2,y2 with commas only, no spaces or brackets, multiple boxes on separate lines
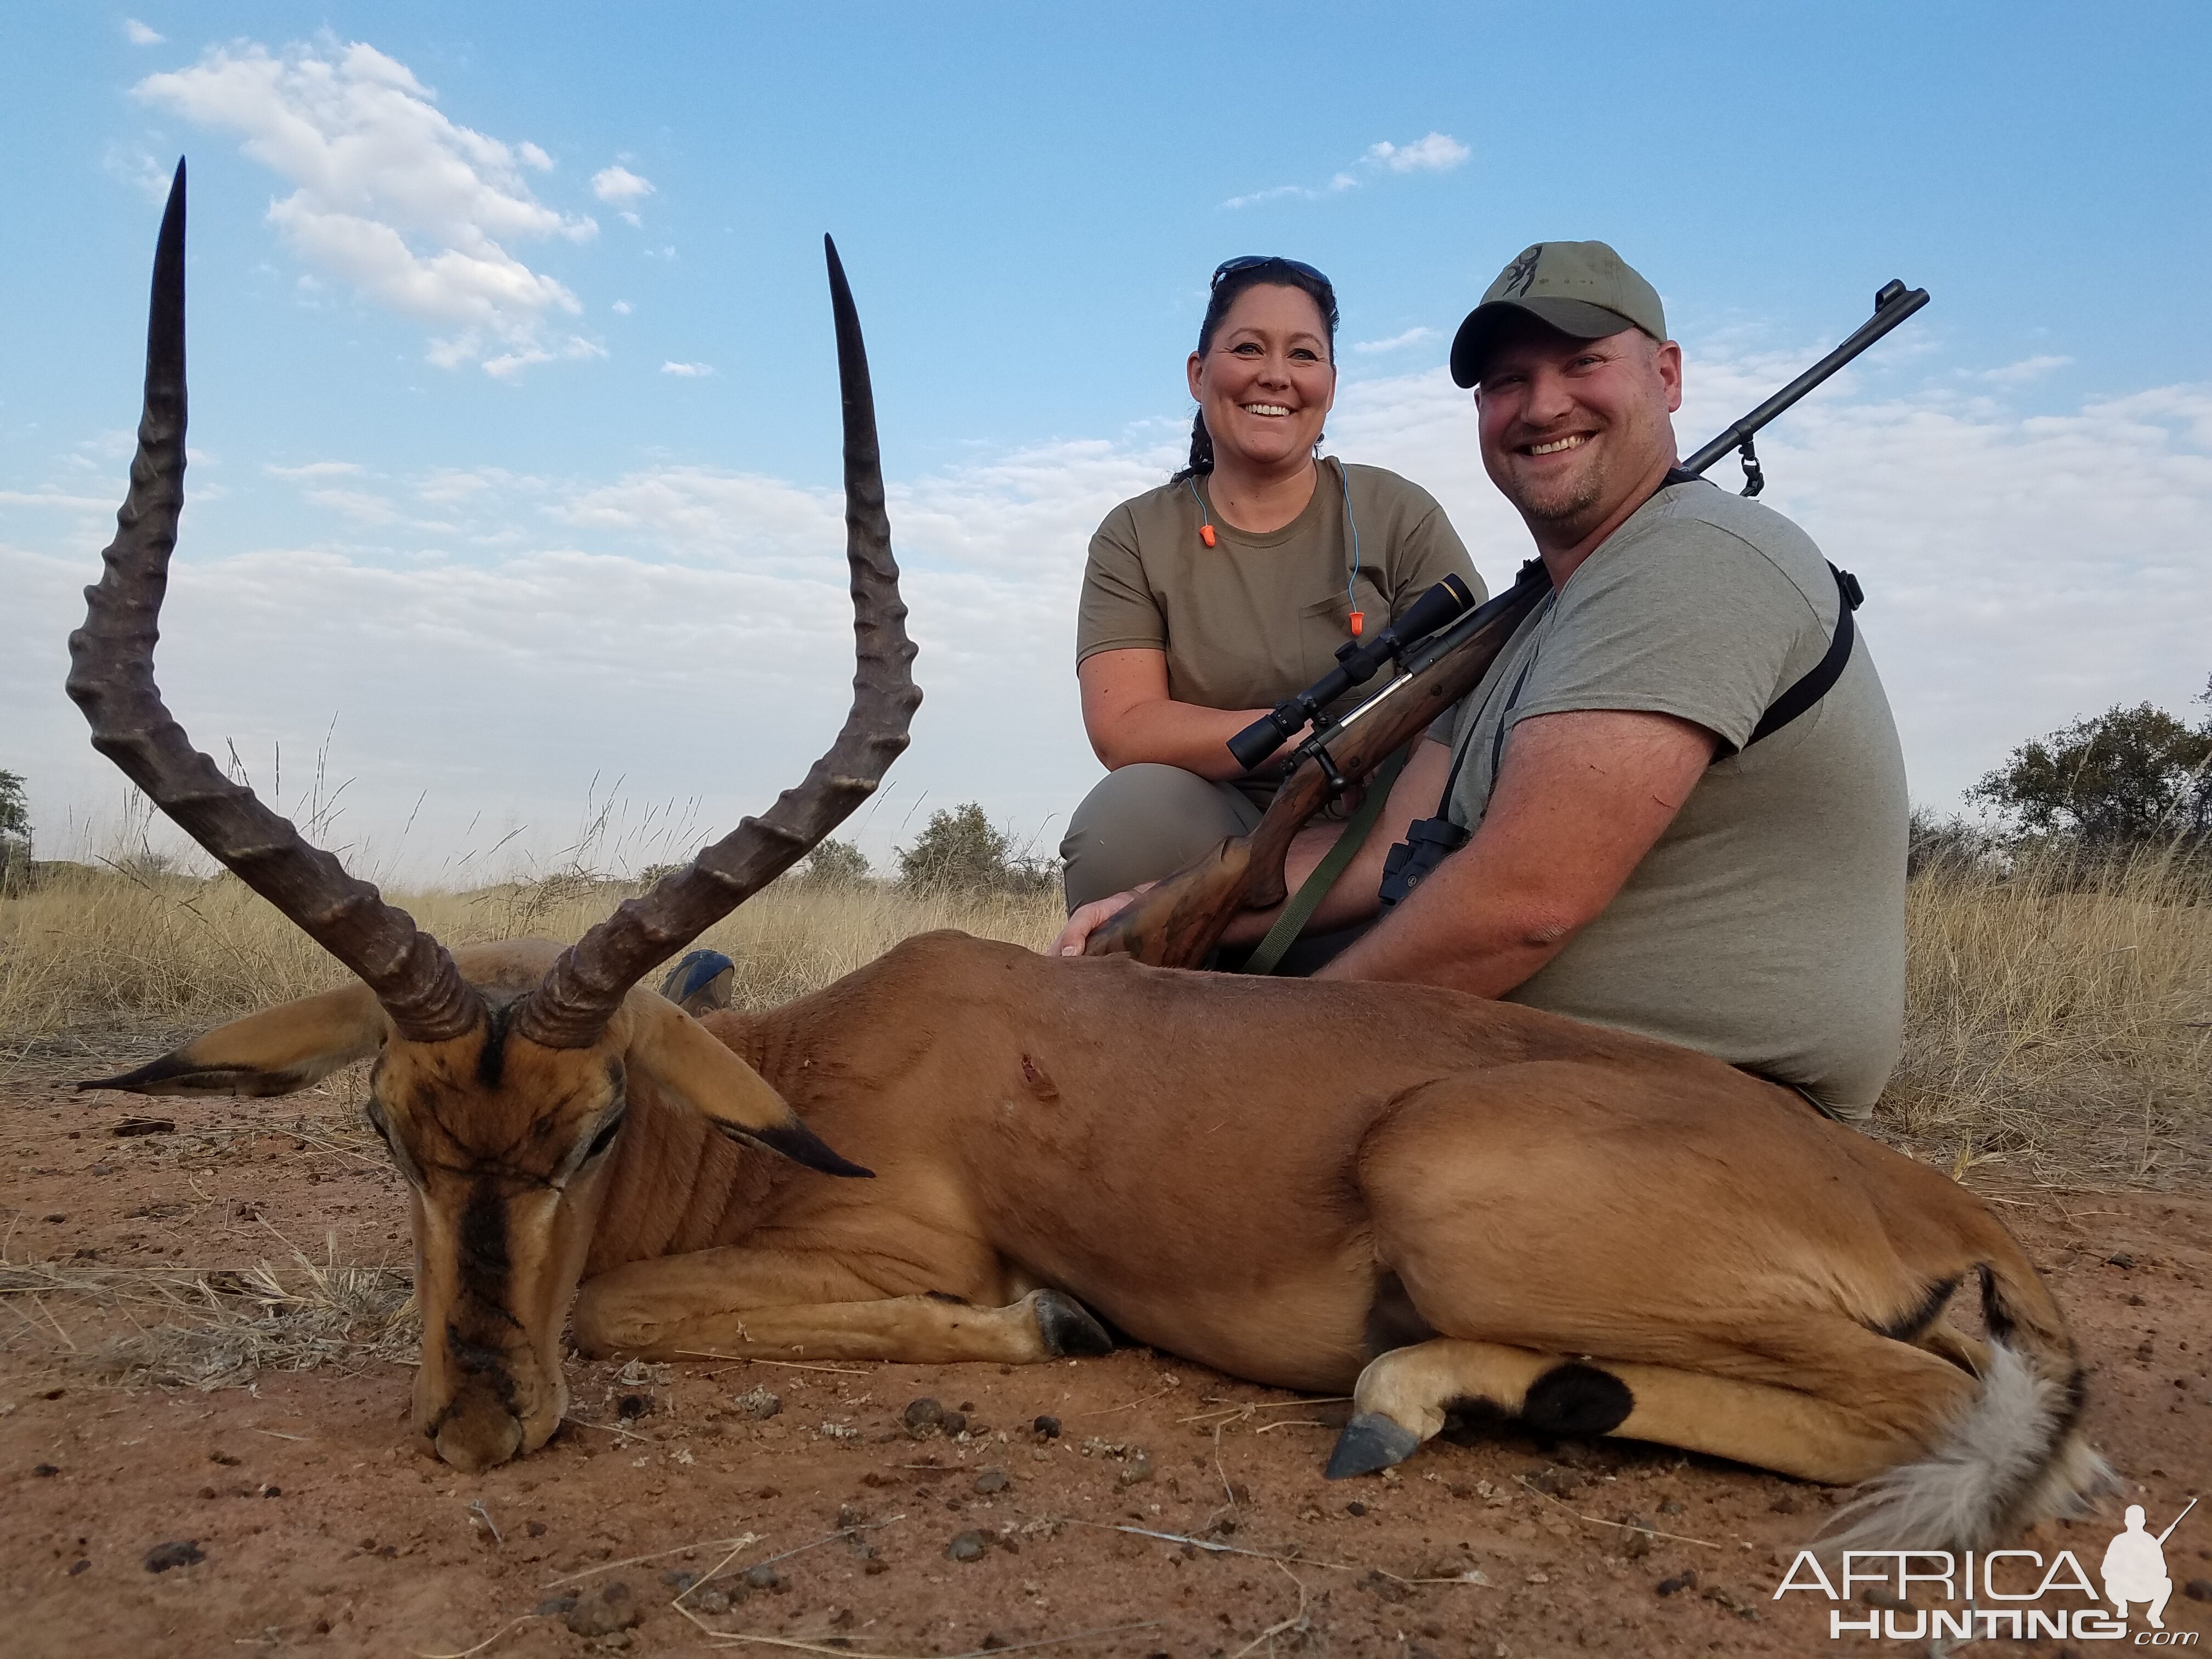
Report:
571,1247,1113,1365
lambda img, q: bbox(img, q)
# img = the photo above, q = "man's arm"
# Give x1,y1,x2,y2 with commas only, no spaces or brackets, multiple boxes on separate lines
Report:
1317,708,1716,995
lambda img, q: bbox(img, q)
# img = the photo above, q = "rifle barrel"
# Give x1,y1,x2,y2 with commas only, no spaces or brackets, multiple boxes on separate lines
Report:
1681,282,1928,476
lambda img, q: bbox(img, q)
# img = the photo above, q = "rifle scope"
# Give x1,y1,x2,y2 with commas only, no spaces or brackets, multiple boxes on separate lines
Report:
1225,573,1476,771
1224,276,1928,777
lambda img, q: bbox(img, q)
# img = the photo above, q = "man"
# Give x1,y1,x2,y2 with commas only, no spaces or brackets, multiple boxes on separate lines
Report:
1058,241,1908,1118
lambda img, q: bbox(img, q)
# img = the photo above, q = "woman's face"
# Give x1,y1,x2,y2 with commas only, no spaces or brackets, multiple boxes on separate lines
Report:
1187,284,1336,474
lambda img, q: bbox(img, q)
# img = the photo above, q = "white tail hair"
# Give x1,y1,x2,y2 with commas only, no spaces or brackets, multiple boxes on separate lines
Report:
1820,1339,2113,1551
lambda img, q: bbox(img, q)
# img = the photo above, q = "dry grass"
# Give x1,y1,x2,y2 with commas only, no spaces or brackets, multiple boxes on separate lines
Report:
1,1238,416,1390
1884,840,2211,1186
0,867,1065,1043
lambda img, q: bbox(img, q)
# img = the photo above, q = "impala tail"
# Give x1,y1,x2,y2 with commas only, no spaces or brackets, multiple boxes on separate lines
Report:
1825,1248,2113,1551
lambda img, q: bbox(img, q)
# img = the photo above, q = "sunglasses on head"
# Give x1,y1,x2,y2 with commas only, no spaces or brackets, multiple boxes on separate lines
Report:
1211,255,1333,291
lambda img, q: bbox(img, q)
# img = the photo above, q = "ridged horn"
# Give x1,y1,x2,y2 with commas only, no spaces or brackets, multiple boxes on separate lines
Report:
514,234,921,1049
65,159,479,1045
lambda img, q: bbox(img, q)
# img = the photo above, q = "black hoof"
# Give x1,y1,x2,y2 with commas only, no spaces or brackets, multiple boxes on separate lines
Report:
1035,1290,1114,1358
1324,1412,1421,1480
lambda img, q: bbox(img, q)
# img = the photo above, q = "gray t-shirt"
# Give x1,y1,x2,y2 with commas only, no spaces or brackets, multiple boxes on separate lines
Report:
1440,478,1908,1113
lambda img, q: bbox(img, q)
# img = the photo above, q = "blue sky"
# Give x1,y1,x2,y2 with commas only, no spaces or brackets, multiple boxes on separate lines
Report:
3,4,2209,877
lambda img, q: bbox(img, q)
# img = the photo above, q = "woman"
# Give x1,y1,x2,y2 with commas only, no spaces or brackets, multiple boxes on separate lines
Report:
1061,255,1485,924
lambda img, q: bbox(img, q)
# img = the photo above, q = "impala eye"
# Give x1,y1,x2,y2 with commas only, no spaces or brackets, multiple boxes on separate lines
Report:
583,1112,625,1164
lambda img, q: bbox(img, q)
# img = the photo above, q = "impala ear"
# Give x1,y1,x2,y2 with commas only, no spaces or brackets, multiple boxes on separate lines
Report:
79,983,391,1097
623,992,872,1179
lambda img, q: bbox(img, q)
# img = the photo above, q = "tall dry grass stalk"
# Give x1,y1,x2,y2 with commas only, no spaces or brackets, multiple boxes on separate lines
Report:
1888,839,2210,1186
0,867,1063,1044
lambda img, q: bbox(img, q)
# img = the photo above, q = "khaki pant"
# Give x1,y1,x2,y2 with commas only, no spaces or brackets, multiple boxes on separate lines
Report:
1060,764,1371,975
1060,764,1263,911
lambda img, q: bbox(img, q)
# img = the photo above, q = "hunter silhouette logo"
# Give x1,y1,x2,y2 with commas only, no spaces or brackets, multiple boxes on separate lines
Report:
1774,1498,2202,1643
1501,245,1542,296
2105,1500,2195,1630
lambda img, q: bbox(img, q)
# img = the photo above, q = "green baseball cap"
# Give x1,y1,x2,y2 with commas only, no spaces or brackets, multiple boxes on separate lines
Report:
1449,241,1667,388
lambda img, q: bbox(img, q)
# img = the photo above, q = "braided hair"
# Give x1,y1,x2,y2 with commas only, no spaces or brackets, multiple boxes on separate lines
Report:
1172,259,1340,483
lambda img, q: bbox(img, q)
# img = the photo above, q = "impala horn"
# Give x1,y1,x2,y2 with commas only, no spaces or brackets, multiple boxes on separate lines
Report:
66,159,480,1045
513,234,921,1049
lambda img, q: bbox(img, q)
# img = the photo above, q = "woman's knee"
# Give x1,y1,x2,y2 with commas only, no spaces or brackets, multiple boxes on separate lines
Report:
1061,765,1256,910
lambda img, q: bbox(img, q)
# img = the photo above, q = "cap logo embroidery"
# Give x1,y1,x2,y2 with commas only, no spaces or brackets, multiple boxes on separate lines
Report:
1502,246,1542,297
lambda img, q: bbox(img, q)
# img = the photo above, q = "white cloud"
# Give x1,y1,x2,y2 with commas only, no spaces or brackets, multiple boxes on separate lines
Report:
1353,326,1440,355
264,459,365,478
1364,133,1470,173
1977,354,2074,386
659,360,712,377
1225,131,1470,208
135,40,601,375
123,18,165,46
591,165,654,206
611,300,633,315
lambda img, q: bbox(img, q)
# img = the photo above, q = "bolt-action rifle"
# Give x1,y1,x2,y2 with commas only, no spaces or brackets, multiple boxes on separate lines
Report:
1082,279,1929,968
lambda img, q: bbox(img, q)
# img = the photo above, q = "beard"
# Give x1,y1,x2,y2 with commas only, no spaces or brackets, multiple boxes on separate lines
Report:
1496,446,1609,534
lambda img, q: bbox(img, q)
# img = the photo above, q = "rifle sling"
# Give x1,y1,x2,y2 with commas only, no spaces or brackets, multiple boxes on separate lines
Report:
1242,742,1411,977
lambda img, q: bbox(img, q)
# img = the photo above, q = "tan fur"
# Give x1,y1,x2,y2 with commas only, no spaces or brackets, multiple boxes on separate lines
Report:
94,930,2098,1540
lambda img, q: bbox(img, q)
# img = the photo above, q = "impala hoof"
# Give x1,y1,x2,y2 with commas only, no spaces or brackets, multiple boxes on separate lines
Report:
1325,1412,1421,1480
1034,1290,1114,1358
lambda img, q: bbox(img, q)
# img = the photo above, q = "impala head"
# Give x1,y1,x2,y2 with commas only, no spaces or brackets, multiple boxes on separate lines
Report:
69,161,918,1472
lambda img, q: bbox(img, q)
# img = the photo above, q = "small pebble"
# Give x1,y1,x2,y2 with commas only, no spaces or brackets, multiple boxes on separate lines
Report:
1658,1498,1685,1515
837,1503,868,1530
1346,1501,1367,1517
732,1387,781,1420
1116,1456,1154,1488
32,1464,59,1478
743,1564,783,1592
144,1541,204,1573
1032,1414,1062,1440
1656,1571,1697,1596
974,1468,1009,1494
526,1521,547,1538
692,1588,731,1614
904,1398,945,1434
946,1531,989,1563
68,1560,89,1576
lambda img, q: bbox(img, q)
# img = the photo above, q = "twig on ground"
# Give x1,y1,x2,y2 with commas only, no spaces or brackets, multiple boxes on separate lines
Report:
1252,1418,1327,1434
1065,1520,1493,1587
410,1613,543,1659
1229,1559,1311,1659
678,1350,872,1376
250,1426,309,1442
691,1622,1163,1658
561,1413,651,1444
1068,1380,1178,1419
542,1532,764,1589
1175,1396,1348,1425
1511,1474,1723,1548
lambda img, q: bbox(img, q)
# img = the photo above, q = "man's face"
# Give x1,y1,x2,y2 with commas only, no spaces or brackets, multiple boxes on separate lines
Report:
1475,318,1683,548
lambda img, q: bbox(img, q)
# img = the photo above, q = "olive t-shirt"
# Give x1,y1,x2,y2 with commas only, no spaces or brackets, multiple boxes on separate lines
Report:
1438,478,1909,1114
1077,460,1483,727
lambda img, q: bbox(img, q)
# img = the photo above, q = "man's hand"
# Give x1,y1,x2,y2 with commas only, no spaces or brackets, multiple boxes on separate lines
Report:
1321,708,1716,995
1050,883,1150,957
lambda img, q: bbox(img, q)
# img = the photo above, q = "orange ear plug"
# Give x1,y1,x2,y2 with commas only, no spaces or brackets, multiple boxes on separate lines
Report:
1199,524,1216,548
1348,610,1364,637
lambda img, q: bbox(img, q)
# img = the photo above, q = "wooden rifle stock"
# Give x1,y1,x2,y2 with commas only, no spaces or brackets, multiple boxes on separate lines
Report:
1083,567,1550,967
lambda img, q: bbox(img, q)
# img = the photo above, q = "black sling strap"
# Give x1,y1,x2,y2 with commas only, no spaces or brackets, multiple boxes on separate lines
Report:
1742,562,1864,750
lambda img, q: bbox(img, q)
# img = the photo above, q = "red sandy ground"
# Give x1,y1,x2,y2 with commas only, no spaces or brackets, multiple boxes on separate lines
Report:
2,1049,2207,1658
